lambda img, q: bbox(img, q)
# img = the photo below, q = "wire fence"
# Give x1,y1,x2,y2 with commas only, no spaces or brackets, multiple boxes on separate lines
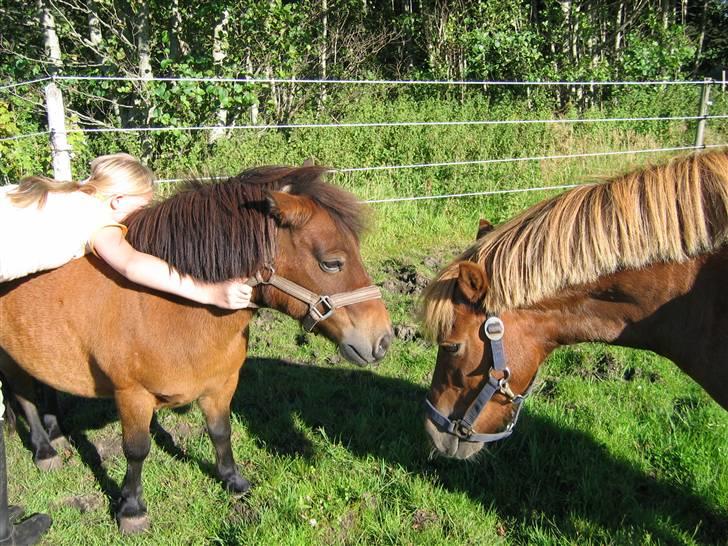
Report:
1,75,722,91
1,74,726,203
3,114,728,144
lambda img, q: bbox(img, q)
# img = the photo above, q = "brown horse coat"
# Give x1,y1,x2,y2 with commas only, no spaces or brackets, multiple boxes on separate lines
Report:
0,166,392,532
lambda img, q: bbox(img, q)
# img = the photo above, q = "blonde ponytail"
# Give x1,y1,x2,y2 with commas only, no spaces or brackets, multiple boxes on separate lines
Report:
8,176,83,208
8,153,155,209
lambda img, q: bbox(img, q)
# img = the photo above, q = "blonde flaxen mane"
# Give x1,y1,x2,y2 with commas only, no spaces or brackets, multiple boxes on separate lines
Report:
423,148,728,340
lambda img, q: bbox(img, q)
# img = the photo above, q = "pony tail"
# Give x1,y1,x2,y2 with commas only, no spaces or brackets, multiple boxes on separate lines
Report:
8,176,83,209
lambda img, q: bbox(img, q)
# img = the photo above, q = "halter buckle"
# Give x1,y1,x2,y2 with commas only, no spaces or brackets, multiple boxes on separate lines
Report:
309,295,334,322
483,316,504,341
450,419,473,440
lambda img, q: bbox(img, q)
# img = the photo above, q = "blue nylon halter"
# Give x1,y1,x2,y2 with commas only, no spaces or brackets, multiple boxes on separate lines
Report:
424,316,532,443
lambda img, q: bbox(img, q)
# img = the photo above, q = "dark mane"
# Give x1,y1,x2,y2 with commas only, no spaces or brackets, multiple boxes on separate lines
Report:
124,165,365,282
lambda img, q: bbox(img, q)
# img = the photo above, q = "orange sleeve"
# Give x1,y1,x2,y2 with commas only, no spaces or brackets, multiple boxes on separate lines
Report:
88,223,128,257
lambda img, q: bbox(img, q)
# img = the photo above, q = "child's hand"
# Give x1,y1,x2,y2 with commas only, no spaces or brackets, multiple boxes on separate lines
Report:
208,279,253,309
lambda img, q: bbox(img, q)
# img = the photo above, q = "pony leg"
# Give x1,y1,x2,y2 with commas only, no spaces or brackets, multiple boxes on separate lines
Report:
114,388,155,535
198,372,250,495
0,357,61,471
39,384,71,452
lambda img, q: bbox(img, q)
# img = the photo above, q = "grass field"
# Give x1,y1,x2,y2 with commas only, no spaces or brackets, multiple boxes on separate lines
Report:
4,89,728,545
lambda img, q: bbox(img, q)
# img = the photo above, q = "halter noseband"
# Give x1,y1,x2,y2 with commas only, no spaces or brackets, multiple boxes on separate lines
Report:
246,265,382,331
424,316,534,443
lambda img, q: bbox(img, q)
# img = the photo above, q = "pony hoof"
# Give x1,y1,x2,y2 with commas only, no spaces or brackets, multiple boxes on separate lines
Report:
51,436,72,453
118,514,150,535
35,454,63,471
225,475,251,496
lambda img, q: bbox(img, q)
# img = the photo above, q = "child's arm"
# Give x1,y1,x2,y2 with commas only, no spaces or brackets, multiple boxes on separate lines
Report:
92,226,252,309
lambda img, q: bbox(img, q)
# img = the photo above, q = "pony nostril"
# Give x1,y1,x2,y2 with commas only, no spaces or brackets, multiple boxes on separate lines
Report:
374,333,392,359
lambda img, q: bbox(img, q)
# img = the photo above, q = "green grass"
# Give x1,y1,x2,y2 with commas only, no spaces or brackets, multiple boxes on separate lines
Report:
4,88,728,544
6,252,728,545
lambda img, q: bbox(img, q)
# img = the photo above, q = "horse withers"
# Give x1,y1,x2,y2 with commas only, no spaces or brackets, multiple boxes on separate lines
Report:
0,165,392,533
421,149,728,459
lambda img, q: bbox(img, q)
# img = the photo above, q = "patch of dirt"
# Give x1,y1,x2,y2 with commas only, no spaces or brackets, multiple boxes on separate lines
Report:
623,366,660,383
394,324,422,342
326,353,342,365
411,508,439,531
361,493,378,511
163,421,205,443
538,377,560,399
323,508,359,544
422,255,442,270
253,309,278,332
94,435,123,462
228,499,260,525
381,262,430,296
53,493,104,513
593,352,621,380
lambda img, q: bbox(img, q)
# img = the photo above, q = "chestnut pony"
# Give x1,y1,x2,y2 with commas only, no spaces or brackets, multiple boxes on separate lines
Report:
0,165,392,532
422,149,728,460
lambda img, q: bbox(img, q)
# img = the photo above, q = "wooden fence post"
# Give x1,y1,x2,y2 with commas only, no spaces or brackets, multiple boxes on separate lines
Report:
45,76,72,180
694,78,712,149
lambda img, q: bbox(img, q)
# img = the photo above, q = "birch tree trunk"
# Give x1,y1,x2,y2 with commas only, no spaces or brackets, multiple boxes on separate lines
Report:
87,0,103,64
136,2,153,83
134,1,153,158
246,53,258,125
38,0,72,181
210,8,230,142
319,0,328,111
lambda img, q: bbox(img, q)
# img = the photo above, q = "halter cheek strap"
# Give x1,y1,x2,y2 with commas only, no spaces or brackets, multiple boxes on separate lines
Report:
424,316,534,443
245,265,382,332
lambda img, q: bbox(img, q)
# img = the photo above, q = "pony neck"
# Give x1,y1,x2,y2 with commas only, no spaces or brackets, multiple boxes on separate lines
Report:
520,254,711,358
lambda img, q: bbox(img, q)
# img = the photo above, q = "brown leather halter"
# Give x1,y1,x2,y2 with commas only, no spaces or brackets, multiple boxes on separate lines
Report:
246,265,382,331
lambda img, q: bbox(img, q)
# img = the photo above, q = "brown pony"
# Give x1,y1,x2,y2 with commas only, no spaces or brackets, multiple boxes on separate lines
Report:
422,149,728,459
0,165,392,533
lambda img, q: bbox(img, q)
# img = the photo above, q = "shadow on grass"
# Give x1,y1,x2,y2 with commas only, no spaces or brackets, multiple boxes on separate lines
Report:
231,357,727,545
13,356,726,543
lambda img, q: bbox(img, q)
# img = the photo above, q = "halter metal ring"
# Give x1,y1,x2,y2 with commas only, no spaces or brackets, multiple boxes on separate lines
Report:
450,419,473,440
309,295,334,322
483,316,504,341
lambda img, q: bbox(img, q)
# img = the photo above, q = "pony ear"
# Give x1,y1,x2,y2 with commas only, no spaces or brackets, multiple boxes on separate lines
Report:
457,262,489,303
476,219,494,239
302,157,315,167
266,191,315,227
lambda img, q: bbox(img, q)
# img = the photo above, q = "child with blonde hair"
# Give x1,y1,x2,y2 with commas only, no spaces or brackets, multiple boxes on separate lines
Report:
0,153,252,309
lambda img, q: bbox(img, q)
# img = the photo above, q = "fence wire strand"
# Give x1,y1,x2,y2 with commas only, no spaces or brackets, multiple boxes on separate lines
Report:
2,114,727,143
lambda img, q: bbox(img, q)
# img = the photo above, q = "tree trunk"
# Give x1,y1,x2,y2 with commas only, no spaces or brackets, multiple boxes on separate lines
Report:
37,0,72,181
169,0,190,61
87,0,103,65
614,1,623,56
136,2,153,82
319,0,328,111
134,1,153,159
246,53,258,125
694,0,708,72
210,8,230,142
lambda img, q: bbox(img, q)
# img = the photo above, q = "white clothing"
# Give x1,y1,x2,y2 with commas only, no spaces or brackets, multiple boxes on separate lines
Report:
0,185,122,282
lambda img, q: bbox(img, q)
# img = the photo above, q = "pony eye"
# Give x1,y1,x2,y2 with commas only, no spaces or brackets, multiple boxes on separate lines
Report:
320,259,344,273
441,342,461,353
